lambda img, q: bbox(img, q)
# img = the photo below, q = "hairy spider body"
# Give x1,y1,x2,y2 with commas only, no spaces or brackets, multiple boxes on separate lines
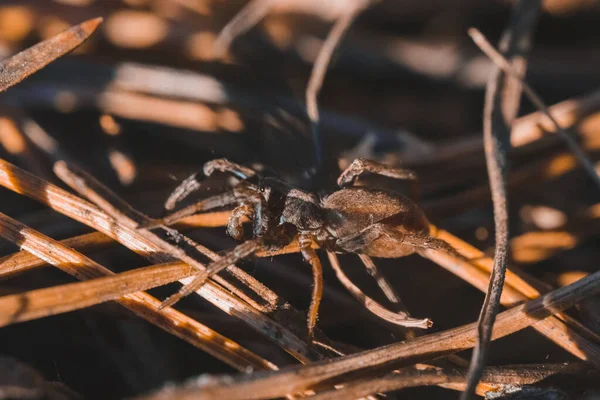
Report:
145,158,455,339
322,188,430,258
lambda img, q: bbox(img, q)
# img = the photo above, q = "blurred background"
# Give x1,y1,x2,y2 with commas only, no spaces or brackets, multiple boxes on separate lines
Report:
1,0,600,398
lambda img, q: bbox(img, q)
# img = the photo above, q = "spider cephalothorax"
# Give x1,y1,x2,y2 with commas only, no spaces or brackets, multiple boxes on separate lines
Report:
141,158,455,340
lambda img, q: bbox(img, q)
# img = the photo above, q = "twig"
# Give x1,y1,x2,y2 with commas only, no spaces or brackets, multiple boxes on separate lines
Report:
0,18,102,93
137,266,600,399
305,5,367,171
214,0,274,56
0,211,276,372
463,2,541,398
469,28,600,192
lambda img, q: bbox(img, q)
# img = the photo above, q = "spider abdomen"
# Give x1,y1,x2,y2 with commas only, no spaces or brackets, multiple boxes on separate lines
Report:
322,188,430,258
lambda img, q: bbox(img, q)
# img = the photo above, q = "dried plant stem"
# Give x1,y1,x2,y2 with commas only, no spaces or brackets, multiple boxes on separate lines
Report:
0,211,275,372
469,28,600,191
0,261,193,327
139,265,600,399
0,212,236,280
214,0,274,55
0,158,318,363
463,2,541,397
306,5,365,168
0,231,113,278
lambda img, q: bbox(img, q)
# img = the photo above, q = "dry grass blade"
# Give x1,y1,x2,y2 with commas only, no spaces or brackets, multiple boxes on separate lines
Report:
139,267,600,400
0,231,113,279
0,211,276,372
463,1,540,398
0,18,102,93
469,27,600,191
0,261,193,327
0,211,237,280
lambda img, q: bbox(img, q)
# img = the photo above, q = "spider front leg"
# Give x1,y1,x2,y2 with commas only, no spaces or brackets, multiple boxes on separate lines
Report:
141,182,264,230
337,158,419,199
164,158,257,211
299,233,323,343
337,158,418,187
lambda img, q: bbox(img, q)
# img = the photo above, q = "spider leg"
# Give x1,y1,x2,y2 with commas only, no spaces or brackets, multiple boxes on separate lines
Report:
400,234,461,257
337,158,419,199
334,223,386,253
299,234,323,343
139,191,238,229
165,172,202,211
327,251,432,329
203,158,257,181
358,254,405,307
226,203,254,240
164,158,257,212
338,158,418,187
141,182,264,230
159,238,264,310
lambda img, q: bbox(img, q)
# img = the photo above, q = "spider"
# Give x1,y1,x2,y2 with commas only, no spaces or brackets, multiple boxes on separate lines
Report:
140,157,457,341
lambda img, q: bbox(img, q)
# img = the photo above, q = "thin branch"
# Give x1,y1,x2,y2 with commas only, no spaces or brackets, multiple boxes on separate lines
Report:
0,211,276,372
305,6,366,170
463,2,541,398
214,0,274,56
137,267,600,400
469,27,600,192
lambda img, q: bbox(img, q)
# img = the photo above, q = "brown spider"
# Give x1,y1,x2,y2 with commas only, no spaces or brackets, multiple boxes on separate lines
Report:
140,158,457,340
